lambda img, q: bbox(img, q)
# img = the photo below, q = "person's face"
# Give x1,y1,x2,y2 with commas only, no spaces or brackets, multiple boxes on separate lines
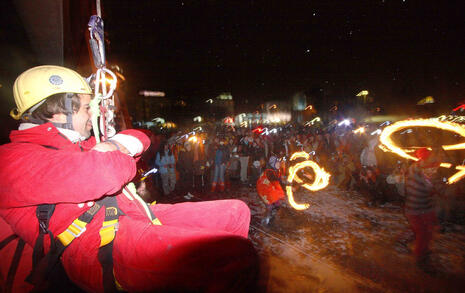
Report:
72,94,92,138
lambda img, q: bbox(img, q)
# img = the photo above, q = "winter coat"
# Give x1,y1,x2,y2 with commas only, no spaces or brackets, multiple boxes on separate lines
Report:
238,142,252,157
360,137,378,167
256,169,285,205
213,145,230,166
155,150,175,174
405,164,435,215
0,123,254,292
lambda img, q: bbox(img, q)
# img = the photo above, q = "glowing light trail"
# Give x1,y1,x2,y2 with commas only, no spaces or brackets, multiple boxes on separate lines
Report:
449,166,465,184
379,119,465,184
286,152,331,210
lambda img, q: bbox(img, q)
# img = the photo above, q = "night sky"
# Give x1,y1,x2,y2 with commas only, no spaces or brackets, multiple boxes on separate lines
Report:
102,0,465,111
1,0,465,119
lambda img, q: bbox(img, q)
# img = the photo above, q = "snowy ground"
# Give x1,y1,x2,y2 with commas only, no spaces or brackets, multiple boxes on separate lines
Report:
167,185,465,292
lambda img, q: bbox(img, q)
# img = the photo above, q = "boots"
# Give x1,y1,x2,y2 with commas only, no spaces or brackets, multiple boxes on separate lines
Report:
211,182,217,192
261,206,274,226
219,182,225,192
261,201,282,226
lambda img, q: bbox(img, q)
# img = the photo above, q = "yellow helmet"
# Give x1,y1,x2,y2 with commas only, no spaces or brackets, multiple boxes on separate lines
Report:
11,65,92,120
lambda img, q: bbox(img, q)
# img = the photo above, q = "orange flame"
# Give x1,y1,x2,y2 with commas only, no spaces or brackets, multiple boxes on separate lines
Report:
286,152,331,210
379,119,465,184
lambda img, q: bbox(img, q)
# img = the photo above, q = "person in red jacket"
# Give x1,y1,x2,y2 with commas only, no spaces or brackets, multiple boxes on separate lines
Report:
0,65,258,292
256,156,286,225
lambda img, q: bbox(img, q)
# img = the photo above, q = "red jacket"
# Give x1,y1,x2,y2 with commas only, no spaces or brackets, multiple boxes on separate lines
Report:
256,169,285,205
0,123,256,292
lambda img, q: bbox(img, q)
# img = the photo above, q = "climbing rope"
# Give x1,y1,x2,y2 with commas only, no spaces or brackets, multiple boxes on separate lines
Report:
86,3,161,225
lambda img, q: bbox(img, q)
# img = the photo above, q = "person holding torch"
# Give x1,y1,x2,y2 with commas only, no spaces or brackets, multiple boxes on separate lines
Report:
257,156,286,225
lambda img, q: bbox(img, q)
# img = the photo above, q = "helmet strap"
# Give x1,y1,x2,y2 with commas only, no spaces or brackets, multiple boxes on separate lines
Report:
51,94,74,130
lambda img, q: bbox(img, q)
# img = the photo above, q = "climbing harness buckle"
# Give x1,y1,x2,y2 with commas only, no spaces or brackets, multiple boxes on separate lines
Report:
57,219,87,246
67,221,87,238
99,220,119,247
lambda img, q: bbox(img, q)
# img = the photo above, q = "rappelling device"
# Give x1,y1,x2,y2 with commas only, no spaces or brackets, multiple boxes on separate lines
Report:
88,14,117,143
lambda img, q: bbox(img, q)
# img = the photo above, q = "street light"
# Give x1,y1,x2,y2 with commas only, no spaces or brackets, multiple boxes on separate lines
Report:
356,90,369,104
139,90,165,97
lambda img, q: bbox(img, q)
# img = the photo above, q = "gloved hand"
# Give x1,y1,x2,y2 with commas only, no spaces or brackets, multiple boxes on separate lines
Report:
92,129,150,157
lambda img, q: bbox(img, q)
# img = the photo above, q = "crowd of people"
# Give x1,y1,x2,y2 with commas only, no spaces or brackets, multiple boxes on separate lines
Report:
141,122,465,273
142,124,432,206
141,122,465,226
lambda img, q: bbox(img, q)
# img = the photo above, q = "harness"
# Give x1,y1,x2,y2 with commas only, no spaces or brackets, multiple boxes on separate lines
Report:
0,197,121,292
0,144,162,292
0,235,24,293
27,197,121,291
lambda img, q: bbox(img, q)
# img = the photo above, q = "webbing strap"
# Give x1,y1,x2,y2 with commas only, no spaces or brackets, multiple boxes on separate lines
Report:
98,196,121,292
27,197,123,292
98,196,122,247
98,242,118,292
0,234,18,250
32,204,55,267
5,238,25,293
56,202,102,246
27,202,103,288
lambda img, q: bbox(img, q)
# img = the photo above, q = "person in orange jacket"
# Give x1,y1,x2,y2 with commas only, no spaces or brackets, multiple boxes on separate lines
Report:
0,65,258,292
256,156,286,225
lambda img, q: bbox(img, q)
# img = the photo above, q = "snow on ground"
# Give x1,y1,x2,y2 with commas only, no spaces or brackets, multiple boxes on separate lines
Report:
169,184,465,292
235,185,465,292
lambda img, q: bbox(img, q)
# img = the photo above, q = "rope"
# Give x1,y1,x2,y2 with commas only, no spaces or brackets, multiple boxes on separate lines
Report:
96,0,101,18
122,183,154,222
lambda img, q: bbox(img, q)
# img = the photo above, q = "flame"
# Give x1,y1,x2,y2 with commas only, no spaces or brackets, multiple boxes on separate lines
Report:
449,166,465,184
290,151,309,161
286,152,331,210
379,119,465,184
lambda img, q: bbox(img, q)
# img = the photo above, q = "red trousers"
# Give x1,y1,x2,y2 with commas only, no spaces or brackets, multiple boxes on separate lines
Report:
1,200,259,293
406,211,437,259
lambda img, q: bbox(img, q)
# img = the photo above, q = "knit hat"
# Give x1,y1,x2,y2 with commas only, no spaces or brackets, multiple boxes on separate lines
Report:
268,156,279,170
